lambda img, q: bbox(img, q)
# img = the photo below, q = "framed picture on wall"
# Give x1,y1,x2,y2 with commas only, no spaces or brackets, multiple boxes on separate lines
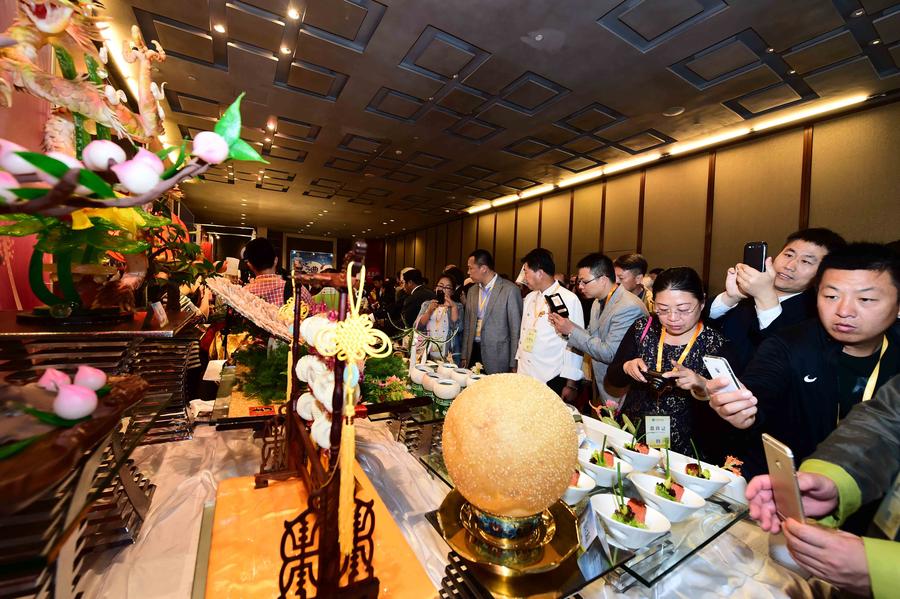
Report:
290,250,335,274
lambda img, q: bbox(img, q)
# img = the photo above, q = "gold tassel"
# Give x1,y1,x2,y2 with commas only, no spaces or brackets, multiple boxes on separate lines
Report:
338,413,355,556
286,347,293,400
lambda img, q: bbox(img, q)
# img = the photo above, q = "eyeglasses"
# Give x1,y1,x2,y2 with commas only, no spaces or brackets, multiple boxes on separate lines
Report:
655,304,699,318
435,284,453,291
577,276,599,286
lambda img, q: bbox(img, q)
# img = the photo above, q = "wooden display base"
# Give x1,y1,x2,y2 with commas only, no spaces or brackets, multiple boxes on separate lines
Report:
205,464,434,598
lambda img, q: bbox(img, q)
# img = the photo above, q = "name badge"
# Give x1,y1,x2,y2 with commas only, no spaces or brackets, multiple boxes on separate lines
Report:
577,499,600,549
873,472,900,540
521,329,537,353
645,415,671,449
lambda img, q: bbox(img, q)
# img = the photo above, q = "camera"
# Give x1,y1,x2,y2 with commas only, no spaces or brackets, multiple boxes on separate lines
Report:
436,290,445,305
643,369,673,393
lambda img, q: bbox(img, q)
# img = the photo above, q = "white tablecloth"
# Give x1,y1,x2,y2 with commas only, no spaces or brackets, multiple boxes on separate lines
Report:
75,421,829,599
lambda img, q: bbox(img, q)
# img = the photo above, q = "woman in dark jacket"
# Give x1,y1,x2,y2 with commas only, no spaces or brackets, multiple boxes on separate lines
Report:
607,267,736,460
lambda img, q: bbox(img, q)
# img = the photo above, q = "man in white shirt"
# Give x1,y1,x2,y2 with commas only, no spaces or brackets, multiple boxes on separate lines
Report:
516,248,584,402
708,228,845,372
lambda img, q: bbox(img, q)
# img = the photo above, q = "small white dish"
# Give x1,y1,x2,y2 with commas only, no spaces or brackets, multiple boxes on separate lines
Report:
433,378,460,400
436,363,455,379
591,494,670,550
628,472,705,523
466,373,486,387
665,452,731,499
424,360,439,371
578,447,633,487
422,372,441,392
609,440,662,472
450,367,471,387
562,470,596,505
409,365,429,385
581,415,634,448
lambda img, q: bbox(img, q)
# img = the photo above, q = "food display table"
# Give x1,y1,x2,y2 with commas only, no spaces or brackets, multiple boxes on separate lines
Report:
70,418,834,599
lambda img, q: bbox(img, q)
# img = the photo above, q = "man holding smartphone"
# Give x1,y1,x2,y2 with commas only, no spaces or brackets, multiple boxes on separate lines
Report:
707,243,900,480
745,374,900,598
709,228,845,372
516,248,584,401
549,253,648,409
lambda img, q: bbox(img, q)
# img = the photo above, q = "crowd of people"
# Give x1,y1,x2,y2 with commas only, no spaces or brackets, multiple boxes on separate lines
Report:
229,230,898,596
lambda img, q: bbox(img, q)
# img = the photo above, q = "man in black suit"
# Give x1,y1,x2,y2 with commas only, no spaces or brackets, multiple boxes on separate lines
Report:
708,228,845,373
400,269,435,328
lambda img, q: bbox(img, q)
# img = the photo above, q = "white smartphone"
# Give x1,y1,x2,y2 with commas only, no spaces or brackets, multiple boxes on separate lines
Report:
761,434,805,523
703,355,741,393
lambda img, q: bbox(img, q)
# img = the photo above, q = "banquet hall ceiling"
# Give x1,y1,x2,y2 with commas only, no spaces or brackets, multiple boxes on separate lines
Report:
102,0,900,238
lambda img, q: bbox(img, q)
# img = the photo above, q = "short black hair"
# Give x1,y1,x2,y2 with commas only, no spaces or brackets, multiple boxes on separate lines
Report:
785,228,846,254
817,242,900,293
242,238,277,270
576,252,615,283
521,248,555,276
442,266,465,288
404,268,425,285
649,267,665,276
614,253,648,276
469,249,494,270
652,267,705,303
373,274,384,282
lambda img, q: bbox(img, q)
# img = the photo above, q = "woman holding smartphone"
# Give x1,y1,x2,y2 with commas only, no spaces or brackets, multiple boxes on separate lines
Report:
414,274,464,364
606,267,734,458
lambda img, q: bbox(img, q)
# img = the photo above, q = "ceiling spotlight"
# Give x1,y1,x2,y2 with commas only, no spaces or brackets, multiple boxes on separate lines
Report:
264,137,272,143
213,23,226,33
662,106,685,117
280,46,291,55
288,7,300,19
381,221,387,224
188,75,197,81
266,122,276,131
445,209,450,213
394,149,402,155
323,210,328,213
389,218,394,222
870,38,882,45
852,8,865,17
766,47,774,53
788,69,797,75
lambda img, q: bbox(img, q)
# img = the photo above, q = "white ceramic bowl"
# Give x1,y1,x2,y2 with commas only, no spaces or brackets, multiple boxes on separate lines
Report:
581,415,634,448
409,365,429,385
450,367,471,386
609,440,662,472
424,360,439,371
433,378,460,400
578,447,633,487
628,472,705,523
436,363,455,379
422,372,441,392
562,470,596,505
591,494,670,550
665,452,731,499
467,373,486,387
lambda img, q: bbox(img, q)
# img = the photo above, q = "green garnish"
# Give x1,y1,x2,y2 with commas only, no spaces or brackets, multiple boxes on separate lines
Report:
687,439,710,479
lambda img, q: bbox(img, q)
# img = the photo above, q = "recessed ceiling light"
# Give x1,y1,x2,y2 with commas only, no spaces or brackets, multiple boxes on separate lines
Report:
188,75,197,81
288,8,300,19
389,219,394,222
662,106,685,117
766,47,774,53
264,137,272,143
213,24,226,33
788,69,797,75
323,210,328,213
852,8,865,16
394,149,402,155
266,122,275,131
308,221,314,224
381,221,387,224
534,33,544,41
870,38,882,45
445,209,450,213
280,46,291,55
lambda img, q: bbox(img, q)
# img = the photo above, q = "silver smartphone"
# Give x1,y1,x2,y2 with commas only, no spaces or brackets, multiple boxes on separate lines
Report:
703,355,741,393
761,434,805,523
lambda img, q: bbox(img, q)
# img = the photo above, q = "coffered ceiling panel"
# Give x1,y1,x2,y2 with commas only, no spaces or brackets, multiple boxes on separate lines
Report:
99,0,900,238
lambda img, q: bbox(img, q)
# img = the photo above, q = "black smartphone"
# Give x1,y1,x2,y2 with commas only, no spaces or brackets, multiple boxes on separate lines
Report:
436,290,445,305
743,241,768,272
545,293,569,318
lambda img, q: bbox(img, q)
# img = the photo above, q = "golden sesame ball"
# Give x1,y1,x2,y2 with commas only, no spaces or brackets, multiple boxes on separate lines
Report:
442,373,578,517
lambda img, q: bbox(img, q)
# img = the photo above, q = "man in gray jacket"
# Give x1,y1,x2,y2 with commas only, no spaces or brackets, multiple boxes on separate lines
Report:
550,253,647,408
461,249,523,374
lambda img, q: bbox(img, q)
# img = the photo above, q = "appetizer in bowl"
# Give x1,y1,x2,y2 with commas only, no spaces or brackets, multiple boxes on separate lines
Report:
629,467,705,523
665,443,730,499
562,469,596,505
609,434,661,472
592,465,670,550
578,437,633,487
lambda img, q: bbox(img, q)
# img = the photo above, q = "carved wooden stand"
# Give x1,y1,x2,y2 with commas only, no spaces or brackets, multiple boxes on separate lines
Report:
255,242,379,599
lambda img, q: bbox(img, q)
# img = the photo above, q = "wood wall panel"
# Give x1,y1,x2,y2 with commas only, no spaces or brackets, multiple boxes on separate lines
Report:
414,230,427,273
461,216,478,258
403,234,415,270
494,208,516,278
809,102,900,242
604,172,641,257
477,212,496,255
447,220,463,267
514,201,540,268
434,224,448,274
642,155,708,274
539,191,572,274
425,227,437,282
711,129,803,294
386,237,396,276
571,183,603,265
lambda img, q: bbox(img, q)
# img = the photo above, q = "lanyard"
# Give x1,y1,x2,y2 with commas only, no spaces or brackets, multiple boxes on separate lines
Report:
862,336,889,403
605,284,618,307
656,322,703,371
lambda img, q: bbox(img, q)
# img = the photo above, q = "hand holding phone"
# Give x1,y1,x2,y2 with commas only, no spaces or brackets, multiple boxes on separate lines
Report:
743,241,768,272
762,434,805,523
545,293,569,318
703,355,741,393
